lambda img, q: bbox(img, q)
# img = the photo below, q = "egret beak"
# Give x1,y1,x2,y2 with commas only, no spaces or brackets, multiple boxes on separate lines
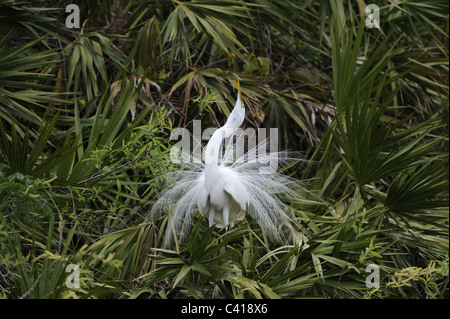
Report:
237,78,243,108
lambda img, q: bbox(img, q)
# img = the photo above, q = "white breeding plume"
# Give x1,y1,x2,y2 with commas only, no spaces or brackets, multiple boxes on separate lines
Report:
150,81,303,246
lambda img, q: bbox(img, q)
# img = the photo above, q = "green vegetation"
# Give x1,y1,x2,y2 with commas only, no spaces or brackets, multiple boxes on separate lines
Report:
0,0,448,299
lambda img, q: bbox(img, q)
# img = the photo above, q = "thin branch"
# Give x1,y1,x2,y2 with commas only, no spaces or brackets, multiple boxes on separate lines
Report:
19,262,56,299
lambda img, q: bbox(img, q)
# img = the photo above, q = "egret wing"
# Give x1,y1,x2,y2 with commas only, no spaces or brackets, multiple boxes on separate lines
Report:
195,174,210,214
224,178,249,211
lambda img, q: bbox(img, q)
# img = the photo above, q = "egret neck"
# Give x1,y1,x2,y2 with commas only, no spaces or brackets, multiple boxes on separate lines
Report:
204,96,245,169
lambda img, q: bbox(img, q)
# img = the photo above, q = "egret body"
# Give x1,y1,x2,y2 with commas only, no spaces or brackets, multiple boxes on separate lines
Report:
151,81,301,245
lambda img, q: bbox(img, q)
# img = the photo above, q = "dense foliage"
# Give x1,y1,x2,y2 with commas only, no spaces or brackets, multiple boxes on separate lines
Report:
0,0,448,299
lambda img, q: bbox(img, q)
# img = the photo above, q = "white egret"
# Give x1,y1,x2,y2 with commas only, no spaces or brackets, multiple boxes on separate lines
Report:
150,80,302,246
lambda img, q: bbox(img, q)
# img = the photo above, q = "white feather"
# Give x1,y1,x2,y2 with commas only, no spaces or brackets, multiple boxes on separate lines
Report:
150,95,303,246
